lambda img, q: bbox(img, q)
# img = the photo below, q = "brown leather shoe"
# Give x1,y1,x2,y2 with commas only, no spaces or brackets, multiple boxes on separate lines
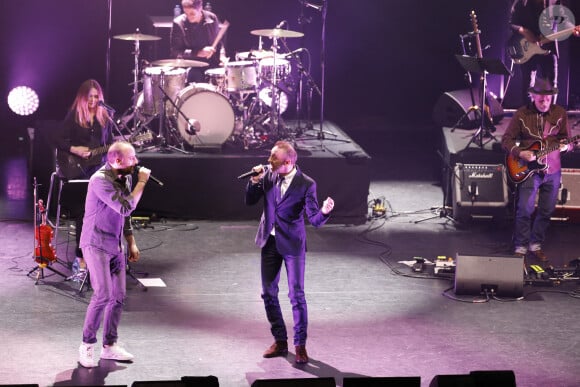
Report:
263,341,288,358
295,345,308,364
529,249,548,262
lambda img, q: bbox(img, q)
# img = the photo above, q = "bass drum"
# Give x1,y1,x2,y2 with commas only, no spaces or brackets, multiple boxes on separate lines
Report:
174,83,235,147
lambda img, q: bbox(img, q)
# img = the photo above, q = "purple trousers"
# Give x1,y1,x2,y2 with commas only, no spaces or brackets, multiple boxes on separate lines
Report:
81,246,126,345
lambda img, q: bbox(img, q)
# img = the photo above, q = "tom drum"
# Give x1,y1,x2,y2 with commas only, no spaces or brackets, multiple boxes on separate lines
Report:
141,66,187,116
225,61,257,92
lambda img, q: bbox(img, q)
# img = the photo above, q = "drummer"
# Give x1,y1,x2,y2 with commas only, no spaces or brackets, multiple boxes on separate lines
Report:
170,0,227,83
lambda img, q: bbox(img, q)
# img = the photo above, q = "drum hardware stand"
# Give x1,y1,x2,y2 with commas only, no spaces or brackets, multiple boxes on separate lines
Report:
153,72,190,154
454,55,511,150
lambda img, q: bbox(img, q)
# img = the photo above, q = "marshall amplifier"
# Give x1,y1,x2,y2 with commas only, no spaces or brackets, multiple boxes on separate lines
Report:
452,163,509,222
552,168,580,222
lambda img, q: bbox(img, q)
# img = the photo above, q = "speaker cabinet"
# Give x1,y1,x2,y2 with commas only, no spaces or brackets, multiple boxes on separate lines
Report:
343,376,420,386
432,88,504,129
429,374,475,387
452,164,509,222
552,168,580,222
454,254,524,297
251,378,335,387
429,371,515,387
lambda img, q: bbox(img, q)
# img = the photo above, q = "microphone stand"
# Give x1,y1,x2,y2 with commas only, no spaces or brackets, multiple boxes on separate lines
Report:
279,39,321,137
153,74,190,154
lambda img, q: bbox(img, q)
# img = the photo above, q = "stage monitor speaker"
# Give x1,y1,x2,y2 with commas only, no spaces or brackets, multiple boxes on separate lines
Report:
452,164,509,222
552,168,580,222
454,254,524,297
429,374,475,387
470,370,516,386
132,382,184,387
251,378,335,387
432,88,504,129
181,376,219,387
343,376,420,386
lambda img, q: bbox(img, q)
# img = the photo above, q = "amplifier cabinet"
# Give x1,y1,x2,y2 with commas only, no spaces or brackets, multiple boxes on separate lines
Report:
452,163,509,221
553,168,580,221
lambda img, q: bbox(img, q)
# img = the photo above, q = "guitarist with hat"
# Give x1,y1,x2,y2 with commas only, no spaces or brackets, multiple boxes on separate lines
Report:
54,79,114,281
502,77,577,263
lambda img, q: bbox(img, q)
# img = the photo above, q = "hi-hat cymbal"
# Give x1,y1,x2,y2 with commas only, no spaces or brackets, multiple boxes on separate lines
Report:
151,58,209,68
113,32,161,41
250,28,304,38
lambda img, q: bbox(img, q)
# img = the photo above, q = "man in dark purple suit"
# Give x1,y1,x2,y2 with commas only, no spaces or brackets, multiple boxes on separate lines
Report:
245,141,335,364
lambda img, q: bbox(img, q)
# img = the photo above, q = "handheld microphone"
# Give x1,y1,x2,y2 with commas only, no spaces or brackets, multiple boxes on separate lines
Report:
98,100,116,112
238,165,268,179
275,20,287,29
135,165,164,187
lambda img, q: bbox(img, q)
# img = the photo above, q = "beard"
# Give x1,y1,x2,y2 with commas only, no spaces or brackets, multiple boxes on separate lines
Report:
117,166,135,177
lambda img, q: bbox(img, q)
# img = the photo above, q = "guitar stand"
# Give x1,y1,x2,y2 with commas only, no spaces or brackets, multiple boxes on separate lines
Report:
28,261,68,285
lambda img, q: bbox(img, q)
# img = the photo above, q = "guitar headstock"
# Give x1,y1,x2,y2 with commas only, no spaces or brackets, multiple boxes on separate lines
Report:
38,199,46,214
470,10,479,35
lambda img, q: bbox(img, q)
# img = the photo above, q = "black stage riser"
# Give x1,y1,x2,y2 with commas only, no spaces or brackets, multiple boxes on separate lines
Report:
136,153,370,224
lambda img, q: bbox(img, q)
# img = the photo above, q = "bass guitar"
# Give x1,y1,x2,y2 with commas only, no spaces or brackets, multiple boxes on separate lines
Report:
506,25,580,65
505,134,580,184
57,131,153,179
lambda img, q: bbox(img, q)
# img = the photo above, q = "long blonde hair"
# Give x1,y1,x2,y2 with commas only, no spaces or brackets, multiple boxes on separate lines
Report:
70,79,109,128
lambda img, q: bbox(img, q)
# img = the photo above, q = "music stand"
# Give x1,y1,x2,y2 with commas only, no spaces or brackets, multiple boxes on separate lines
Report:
454,55,511,149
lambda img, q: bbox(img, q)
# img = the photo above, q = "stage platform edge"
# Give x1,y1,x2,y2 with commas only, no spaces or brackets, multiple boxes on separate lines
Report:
135,121,371,224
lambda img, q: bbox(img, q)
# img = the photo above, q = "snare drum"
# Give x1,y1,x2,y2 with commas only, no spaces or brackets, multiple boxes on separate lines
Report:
225,61,258,92
259,58,291,83
141,66,187,116
204,67,226,93
174,83,235,147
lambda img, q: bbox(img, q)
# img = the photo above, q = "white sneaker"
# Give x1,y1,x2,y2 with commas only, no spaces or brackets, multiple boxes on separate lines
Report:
101,343,134,361
79,342,98,368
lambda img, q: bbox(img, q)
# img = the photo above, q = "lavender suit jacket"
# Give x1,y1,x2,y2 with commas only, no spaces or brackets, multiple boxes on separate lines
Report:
245,166,330,256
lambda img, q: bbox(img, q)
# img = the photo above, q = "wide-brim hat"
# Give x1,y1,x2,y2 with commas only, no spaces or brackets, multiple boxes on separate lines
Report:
528,77,558,95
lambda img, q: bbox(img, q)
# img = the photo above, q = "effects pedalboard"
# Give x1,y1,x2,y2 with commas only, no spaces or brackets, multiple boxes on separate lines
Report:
526,263,580,286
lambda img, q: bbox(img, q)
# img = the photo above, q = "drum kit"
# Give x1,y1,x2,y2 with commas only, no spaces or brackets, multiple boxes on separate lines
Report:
113,26,309,152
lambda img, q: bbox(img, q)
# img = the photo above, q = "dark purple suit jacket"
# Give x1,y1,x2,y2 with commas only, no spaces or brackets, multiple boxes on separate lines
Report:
245,166,330,256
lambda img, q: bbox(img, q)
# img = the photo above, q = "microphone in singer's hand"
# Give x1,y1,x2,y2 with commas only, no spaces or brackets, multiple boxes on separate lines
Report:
135,165,164,187
238,165,267,179
98,100,116,112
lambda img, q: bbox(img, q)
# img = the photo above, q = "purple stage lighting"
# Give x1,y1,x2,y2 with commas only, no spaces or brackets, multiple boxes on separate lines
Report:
7,86,39,116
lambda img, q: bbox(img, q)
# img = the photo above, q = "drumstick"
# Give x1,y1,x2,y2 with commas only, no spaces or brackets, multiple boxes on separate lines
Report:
208,20,230,57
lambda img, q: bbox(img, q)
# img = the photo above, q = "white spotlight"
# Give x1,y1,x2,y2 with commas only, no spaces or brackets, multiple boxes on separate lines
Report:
8,86,39,116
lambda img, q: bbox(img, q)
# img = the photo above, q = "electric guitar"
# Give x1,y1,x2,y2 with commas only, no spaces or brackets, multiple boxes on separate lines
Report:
56,131,153,179
505,134,580,184
506,25,580,65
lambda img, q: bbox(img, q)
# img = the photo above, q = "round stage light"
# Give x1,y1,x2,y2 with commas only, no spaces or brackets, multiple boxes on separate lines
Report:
7,86,39,116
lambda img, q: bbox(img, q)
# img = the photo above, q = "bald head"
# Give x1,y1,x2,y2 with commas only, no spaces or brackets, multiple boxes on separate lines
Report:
107,141,138,170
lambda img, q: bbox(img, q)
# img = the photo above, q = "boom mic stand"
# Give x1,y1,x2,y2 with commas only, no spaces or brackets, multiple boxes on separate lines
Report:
298,0,337,145
415,150,459,224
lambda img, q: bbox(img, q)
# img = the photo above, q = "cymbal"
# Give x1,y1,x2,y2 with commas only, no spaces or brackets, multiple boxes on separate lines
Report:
151,58,209,68
113,32,161,41
250,28,304,38
236,50,281,60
